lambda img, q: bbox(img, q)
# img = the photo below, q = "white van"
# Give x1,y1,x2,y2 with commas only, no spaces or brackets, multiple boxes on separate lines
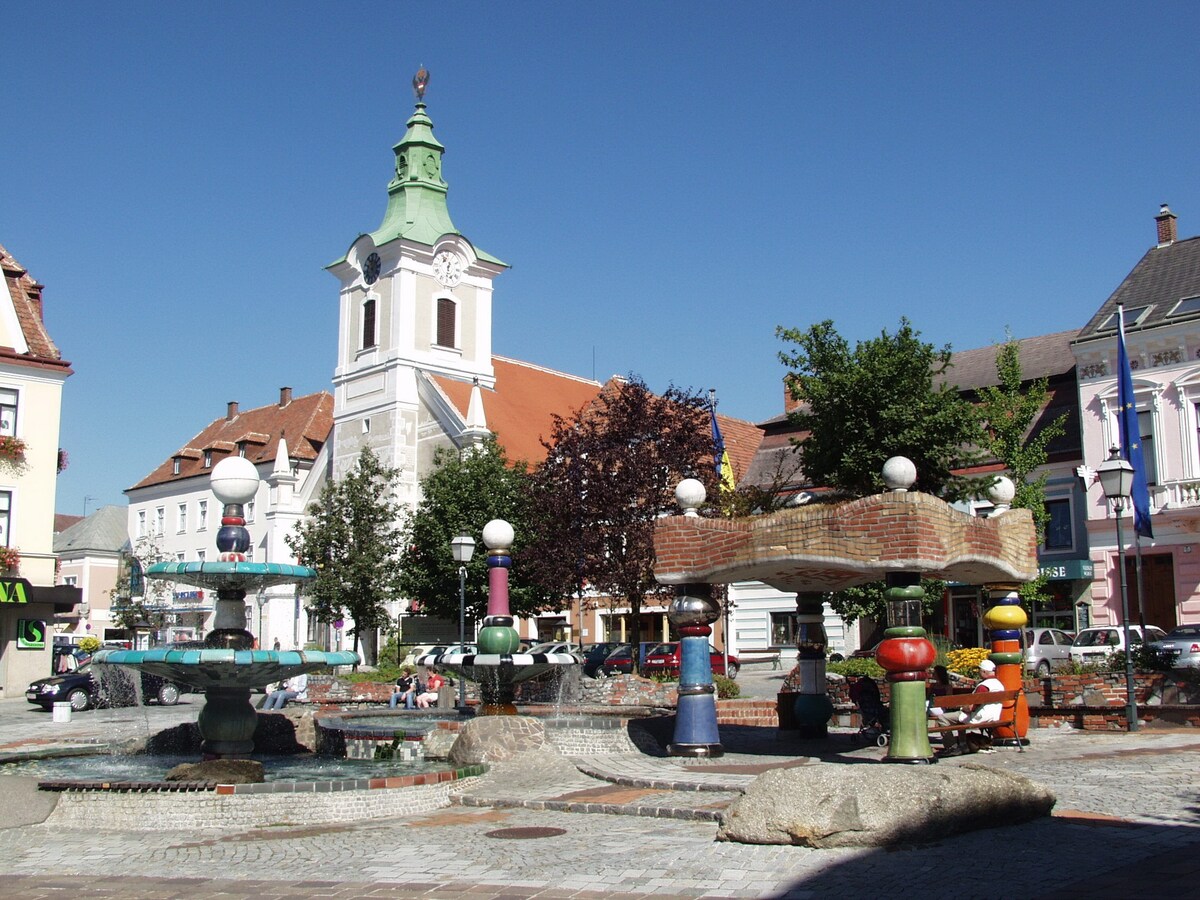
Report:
1069,624,1168,667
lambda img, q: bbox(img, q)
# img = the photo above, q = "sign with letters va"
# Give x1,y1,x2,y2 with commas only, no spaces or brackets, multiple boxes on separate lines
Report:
0,578,29,603
17,618,46,649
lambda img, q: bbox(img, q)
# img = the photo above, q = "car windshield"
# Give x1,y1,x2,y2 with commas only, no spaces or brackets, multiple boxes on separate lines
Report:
1075,629,1119,647
647,643,675,656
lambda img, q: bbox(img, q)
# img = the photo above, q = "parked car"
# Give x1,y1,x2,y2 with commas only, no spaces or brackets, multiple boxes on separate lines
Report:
1148,625,1200,668
642,642,740,679
1069,624,1168,667
26,662,188,712
850,642,883,660
405,645,447,666
581,642,623,677
599,642,665,676
527,641,581,657
1024,627,1076,675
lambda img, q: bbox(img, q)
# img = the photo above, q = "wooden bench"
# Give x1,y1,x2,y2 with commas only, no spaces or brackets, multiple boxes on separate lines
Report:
928,689,1023,752
738,648,782,670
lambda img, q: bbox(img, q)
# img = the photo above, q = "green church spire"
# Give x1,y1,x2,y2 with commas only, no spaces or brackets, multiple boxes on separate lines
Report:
362,69,502,265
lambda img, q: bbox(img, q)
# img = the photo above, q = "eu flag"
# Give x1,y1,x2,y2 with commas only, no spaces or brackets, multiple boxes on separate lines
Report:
709,399,735,495
1117,305,1154,538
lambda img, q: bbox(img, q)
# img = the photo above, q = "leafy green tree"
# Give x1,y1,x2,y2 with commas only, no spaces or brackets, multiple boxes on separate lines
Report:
108,535,172,633
286,446,405,665
776,318,983,499
974,337,1068,610
397,438,554,624
526,376,718,672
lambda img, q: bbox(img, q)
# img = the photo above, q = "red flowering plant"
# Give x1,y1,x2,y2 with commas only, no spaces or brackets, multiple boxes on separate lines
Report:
57,448,69,473
0,546,20,572
0,435,26,467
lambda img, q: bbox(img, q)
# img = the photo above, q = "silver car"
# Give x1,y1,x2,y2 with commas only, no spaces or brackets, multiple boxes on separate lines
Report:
1024,627,1075,675
1148,625,1200,668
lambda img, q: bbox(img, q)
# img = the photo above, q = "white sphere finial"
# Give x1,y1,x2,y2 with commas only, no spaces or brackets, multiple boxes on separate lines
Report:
675,478,706,517
881,456,917,492
210,456,260,505
988,475,1016,513
482,519,514,551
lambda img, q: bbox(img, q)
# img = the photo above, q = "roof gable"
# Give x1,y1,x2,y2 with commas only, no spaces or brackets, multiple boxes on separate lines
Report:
1076,235,1200,342
0,242,72,371
128,391,333,491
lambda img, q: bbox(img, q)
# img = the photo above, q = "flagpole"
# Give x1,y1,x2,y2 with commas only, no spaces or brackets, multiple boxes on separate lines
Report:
1134,535,1147,633
710,388,730,678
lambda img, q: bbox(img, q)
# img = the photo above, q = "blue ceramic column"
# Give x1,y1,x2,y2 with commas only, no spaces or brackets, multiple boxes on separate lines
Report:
667,583,724,758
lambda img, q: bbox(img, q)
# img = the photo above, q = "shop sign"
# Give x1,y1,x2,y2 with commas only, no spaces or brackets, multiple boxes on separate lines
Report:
17,618,46,649
1039,560,1094,581
173,589,205,601
0,578,29,604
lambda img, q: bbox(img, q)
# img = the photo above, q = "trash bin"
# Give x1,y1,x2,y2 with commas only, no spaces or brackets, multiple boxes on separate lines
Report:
52,701,72,723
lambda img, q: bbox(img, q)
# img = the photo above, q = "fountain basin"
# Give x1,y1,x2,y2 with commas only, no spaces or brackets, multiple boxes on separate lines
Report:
93,648,359,691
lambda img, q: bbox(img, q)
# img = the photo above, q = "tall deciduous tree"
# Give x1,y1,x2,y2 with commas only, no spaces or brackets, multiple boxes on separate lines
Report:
527,377,717,672
974,337,1068,608
108,535,173,634
777,318,983,500
397,438,553,624
286,446,405,664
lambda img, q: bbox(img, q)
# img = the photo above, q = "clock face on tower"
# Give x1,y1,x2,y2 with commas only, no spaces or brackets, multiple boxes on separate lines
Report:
363,252,381,285
432,251,462,287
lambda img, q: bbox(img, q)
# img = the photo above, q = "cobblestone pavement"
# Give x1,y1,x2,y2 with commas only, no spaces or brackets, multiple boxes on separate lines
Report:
3,695,1200,898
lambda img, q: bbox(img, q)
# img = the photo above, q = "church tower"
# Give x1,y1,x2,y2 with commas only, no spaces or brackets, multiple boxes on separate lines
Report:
327,68,508,505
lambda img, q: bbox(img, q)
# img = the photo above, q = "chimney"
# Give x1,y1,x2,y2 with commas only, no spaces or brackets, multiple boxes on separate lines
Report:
226,401,238,420
1156,203,1178,247
279,386,292,407
783,375,801,414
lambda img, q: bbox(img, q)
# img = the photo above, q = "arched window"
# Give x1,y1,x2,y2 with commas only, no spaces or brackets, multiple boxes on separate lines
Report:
436,297,456,348
362,297,377,349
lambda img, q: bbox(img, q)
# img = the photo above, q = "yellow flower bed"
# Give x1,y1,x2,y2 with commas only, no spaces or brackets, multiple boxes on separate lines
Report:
946,646,991,677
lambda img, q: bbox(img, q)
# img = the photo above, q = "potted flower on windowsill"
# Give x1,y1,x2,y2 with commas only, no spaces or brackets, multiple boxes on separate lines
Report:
0,436,26,470
0,546,21,574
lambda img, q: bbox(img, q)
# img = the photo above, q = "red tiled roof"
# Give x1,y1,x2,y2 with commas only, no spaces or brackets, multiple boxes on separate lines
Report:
128,391,333,491
0,242,72,373
54,513,85,534
431,357,604,466
431,357,763,478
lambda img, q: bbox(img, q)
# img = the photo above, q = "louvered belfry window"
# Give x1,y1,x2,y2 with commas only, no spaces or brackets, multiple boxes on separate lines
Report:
436,297,456,348
362,298,377,349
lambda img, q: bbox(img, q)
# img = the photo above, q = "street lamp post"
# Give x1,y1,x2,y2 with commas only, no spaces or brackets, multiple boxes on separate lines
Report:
1097,448,1139,733
451,533,476,710
256,589,267,648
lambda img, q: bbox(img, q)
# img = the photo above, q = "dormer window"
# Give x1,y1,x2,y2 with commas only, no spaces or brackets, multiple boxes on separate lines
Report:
237,442,247,458
172,457,181,475
1170,296,1200,317
1099,305,1151,330
436,297,456,348
203,450,212,468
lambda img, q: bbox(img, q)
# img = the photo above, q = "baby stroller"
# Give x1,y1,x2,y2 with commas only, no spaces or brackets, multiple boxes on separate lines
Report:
848,675,890,747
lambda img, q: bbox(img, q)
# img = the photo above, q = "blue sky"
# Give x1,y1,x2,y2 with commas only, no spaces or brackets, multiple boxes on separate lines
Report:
6,2,1200,515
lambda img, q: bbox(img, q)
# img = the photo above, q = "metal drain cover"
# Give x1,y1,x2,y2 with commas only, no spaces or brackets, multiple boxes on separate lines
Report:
483,826,567,840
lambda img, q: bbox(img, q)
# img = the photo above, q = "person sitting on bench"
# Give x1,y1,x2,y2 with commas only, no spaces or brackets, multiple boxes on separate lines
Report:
930,659,1004,756
414,666,445,709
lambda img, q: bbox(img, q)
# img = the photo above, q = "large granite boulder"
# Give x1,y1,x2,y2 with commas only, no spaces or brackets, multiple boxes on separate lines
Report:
164,759,265,784
448,715,549,766
718,762,1054,848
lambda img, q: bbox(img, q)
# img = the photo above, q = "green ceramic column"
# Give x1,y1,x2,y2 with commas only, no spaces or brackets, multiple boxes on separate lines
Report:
875,573,936,763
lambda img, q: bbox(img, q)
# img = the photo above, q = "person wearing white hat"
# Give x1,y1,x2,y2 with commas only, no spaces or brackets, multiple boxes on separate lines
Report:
931,658,1006,756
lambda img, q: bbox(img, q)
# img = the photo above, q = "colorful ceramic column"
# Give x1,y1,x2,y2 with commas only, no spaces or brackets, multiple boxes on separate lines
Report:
476,519,522,714
667,582,724,757
982,585,1029,741
876,572,936,762
665,478,723,757
791,592,833,737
